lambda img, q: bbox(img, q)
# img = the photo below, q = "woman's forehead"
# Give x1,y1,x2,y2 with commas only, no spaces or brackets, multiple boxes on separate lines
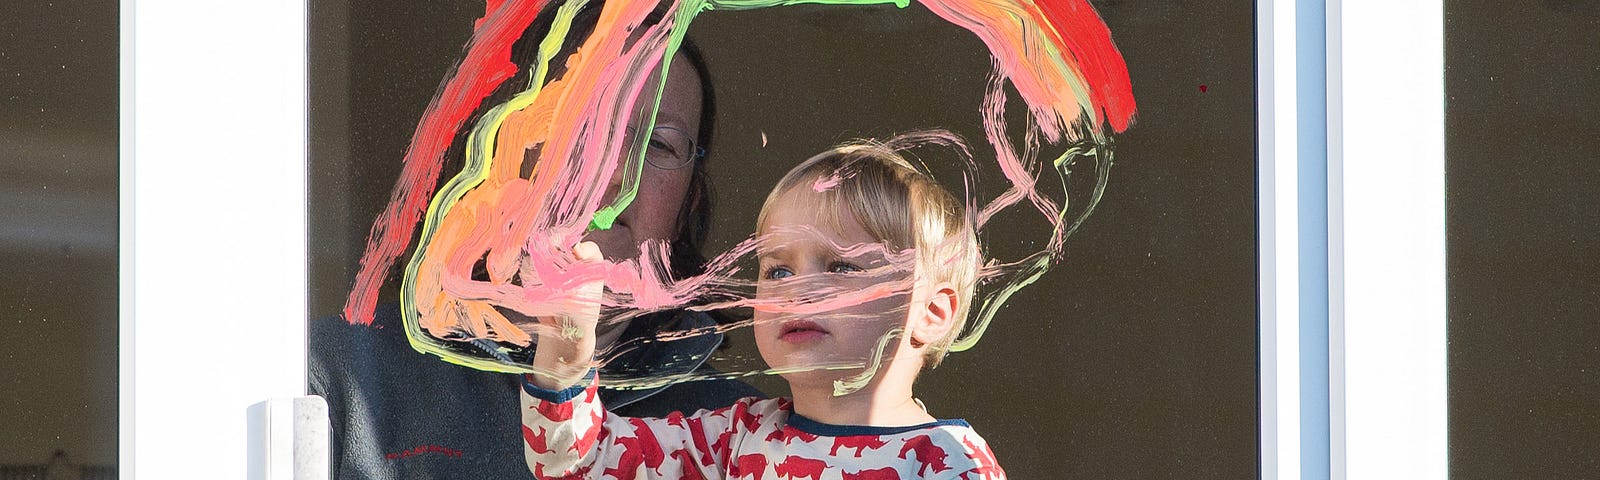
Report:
651,53,703,130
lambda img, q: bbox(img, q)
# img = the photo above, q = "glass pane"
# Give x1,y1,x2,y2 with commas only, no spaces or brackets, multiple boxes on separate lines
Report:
1447,1,1600,478
0,1,119,478
309,1,1259,478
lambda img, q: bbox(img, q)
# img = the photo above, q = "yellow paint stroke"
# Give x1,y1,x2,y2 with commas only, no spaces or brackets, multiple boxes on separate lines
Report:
389,0,1136,376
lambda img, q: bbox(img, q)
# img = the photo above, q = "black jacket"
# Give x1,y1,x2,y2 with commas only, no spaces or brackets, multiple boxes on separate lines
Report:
309,302,764,479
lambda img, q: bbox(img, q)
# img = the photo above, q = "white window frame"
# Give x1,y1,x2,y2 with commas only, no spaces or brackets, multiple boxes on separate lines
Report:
121,0,308,477
1259,0,1302,478
1328,0,1448,479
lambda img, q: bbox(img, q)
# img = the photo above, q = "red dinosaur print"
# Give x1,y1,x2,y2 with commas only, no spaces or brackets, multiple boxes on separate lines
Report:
711,428,737,462
731,453,768,480
533,463,591,480
842,467,903,480
830,436,889,457
785,429,820,446
898,435,952,476
731,401,763,431
666,411,687,428
532,398,573,422
763,426,813,444
959,468,1005,480
670,449,708,480
772,455,828,480
603,448,647,479
571,408,605,454
611,418,668,474
762,427,821,446
686,417,718,467
522,425,552,454
958,437,1004,479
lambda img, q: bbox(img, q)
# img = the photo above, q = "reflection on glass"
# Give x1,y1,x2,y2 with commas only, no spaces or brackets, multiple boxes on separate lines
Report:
0,0,119,476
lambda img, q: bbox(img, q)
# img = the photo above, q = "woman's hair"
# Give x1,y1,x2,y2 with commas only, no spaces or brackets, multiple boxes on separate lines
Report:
757,135,982,368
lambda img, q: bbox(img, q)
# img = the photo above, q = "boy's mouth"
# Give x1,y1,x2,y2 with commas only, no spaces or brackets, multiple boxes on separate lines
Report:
778,320,830,343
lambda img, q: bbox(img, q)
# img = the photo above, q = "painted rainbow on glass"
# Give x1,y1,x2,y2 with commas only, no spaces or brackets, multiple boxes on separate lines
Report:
340,0,1137,377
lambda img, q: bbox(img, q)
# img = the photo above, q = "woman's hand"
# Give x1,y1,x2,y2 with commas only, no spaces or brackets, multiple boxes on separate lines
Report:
527,241,605,389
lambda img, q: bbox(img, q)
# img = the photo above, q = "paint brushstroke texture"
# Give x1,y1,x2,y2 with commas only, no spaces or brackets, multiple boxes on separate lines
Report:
340,0,1136,379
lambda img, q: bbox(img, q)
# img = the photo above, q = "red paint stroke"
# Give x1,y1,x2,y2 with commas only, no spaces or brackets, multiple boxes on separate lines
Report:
1031,0,1138,132
343,0,548,326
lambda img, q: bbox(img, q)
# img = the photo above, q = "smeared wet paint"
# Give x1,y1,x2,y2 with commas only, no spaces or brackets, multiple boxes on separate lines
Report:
811,172,847,192
337,0,1137,381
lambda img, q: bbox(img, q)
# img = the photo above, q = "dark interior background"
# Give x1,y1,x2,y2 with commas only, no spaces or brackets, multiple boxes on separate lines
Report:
309,1,1260,478
0,0,120,476
1446,1,1600,479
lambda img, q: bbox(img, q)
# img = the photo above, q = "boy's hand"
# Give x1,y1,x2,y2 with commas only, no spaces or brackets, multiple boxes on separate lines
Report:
527,241,605,390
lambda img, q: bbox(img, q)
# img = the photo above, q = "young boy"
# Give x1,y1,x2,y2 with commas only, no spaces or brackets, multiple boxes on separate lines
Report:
520,137,1005,479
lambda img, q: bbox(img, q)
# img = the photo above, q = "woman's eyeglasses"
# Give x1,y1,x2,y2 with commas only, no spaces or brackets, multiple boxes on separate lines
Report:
629,125,704,171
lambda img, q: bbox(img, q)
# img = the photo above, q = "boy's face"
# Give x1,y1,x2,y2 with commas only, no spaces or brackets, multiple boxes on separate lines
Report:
753,189,920,388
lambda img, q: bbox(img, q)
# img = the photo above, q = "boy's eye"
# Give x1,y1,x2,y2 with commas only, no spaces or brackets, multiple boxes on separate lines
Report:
829,262,863,274
765,267,794,280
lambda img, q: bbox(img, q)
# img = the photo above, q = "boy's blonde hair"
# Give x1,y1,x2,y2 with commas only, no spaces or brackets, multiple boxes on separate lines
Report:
757,137,981,369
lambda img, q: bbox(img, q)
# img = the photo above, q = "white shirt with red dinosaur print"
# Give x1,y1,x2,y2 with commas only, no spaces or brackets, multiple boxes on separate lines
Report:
520,374,1007,480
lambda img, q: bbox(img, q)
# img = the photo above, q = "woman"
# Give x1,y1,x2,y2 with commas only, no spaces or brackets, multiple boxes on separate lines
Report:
310,2,761,478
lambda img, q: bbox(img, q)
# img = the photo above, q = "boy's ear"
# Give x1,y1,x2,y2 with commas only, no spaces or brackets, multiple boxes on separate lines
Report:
909,282,959,349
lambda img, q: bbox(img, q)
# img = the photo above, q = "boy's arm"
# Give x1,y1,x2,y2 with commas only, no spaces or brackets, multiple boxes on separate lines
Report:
520,372,606,478
520,373,748,479
518,240,604,478
518,241,742,478
525,241,603,390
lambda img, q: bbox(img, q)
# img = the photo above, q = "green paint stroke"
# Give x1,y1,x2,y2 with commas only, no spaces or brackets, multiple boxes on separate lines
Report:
400,0,1128,374
833,327,904,396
